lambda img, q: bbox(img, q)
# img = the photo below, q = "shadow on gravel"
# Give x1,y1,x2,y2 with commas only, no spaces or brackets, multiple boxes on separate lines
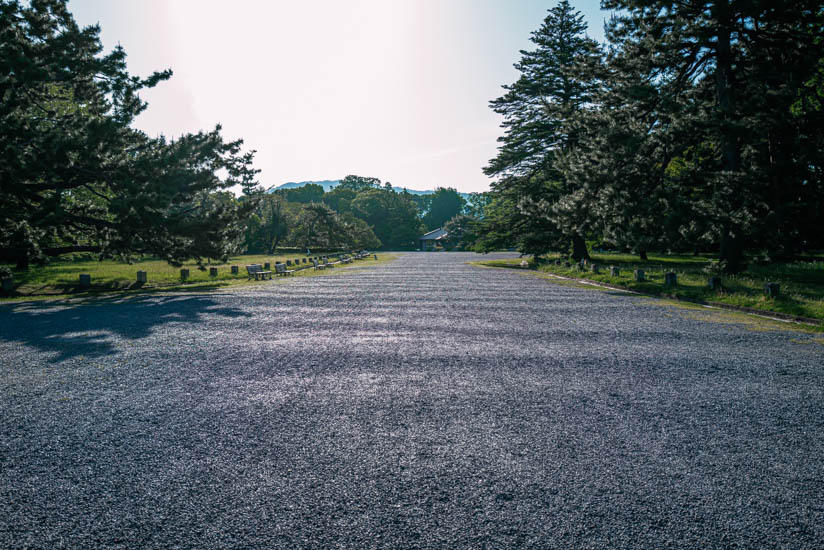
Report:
0,295,245,361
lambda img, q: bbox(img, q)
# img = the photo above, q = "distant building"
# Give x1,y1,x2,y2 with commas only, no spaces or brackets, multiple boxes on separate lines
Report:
419,228,448,251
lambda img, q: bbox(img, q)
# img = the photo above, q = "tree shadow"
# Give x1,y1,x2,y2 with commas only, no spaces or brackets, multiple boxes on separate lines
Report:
0,294,246,361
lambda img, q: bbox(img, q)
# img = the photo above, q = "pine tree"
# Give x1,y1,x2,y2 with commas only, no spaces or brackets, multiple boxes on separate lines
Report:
601,0,824,271
483,0,601,260
0,0,259,268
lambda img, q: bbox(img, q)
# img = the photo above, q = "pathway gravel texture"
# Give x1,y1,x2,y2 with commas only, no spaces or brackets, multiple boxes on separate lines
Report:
1,252,823,549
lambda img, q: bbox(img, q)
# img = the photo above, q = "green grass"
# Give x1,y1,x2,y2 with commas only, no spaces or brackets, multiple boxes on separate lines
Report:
1,252,392,301
475,252,824,325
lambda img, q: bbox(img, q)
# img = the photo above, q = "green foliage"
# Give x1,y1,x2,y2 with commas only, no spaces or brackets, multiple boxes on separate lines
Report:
481,0,600,259
421,187,466,231
351,187,423,249
276,183,325,204
0,0,259,268
480,0,824,271
338,175,381,192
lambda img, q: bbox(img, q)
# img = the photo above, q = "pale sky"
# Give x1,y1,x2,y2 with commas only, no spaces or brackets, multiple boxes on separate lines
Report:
68,1,609,194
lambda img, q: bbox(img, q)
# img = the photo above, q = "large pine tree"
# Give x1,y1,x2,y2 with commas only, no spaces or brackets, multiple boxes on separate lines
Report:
0,0,260,268
483,0,601,260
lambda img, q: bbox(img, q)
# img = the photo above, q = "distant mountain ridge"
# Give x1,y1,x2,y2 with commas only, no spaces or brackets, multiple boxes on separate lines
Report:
268,180,469,199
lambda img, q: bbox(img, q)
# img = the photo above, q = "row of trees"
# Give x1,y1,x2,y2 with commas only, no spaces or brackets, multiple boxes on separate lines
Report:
1,1,470,269
243,176,469,253
472,0,824,272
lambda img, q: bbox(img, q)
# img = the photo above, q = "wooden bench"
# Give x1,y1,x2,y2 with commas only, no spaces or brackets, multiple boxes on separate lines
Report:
312,258,325,270
246,264,272,280
275,262,294,276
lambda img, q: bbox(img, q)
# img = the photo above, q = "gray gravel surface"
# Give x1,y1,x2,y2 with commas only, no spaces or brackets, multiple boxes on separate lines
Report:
2,252,823,549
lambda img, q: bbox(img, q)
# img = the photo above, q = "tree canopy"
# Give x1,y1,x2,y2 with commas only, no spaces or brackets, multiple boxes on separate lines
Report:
474,0,824,270
1,0,259,268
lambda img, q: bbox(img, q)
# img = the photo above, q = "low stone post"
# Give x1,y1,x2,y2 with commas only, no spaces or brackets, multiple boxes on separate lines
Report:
180,269,189,280
634,269,645,282
231,265,239,275
765,282,780,298
209,267,218,277
295,259,300,265
79,273,91,288
286,260,292,266
664,272,677,286
554,259,561,266
136,271,147,284
303,258,307,264
591,264,600,274
2,276,13,292
610,266,619,276
264,262,271,270
708,276,721,290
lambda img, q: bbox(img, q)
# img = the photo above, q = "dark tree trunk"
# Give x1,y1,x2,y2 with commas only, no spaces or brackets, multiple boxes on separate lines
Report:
15,253,29,271
715,5,745,274
720,232,744,273
639,248,648,261
571,233,590,261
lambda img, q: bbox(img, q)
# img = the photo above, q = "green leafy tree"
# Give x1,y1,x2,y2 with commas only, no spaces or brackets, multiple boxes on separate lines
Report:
351,188,424,249
442,214,479,250
338,175,381,192
244,194,290,253
0,0,259,268
421,187,466,231
277,183,325,204
322,186,358,215
290,202,379,251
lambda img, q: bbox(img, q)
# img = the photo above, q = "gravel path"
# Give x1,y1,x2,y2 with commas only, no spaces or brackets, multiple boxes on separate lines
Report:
2,252,823,549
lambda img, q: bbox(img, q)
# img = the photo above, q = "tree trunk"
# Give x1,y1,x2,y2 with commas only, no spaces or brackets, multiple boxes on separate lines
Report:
639,248,648,261
715,4,745,273
720,232,744,273
15,252,29,271
571,233,590,261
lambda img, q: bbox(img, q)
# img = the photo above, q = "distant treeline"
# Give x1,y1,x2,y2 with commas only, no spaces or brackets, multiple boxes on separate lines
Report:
241,176,474,253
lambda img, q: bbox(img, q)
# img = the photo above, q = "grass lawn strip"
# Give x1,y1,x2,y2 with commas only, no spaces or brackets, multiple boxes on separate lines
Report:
0,254,396,302
472,256,824,332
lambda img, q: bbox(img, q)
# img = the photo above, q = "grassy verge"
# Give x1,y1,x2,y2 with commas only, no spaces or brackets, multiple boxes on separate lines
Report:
1,253,393,302
474,253,824,325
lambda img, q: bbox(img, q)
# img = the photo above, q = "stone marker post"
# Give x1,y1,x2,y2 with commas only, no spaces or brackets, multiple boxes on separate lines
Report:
591,264,600,274
610,266,619,276
286,260,292,266
765,282,780,298
664,272,677,286
136,271,147,283
209,267,218,277
634,269,645,282
180,269,189,280
708,276,721,290
2,276,13,292
231,265,239,275
79,274,91,288
264,262,271,270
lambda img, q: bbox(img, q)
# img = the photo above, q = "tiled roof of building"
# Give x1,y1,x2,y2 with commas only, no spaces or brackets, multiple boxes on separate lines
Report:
419,228,448,240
